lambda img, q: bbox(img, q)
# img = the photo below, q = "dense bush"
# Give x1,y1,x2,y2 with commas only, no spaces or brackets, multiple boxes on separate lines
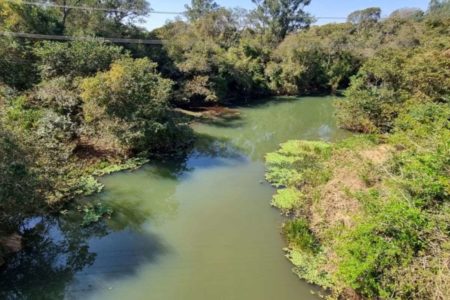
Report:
158,10,237,104
336,46,450,133
390,103,450,207
266,24,360,94
0,125,41,230
0,37,38,90
34,40,127,80
81,57,190,154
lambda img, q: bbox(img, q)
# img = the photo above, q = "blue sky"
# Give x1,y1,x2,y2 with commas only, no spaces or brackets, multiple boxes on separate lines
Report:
142,0,430,30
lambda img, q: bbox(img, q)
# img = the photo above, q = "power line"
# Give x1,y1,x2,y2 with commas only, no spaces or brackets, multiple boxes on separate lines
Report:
7,0,358,19
6,0,183,14
0,31,163,45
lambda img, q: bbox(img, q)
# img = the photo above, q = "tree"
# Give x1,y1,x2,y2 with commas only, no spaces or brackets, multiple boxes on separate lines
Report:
251,0,313,41
266,23,360,95
185,0,220,22
347,7,381,25
106,0,150,21
50,0,84,31
159,9,240,104
0,0,63,34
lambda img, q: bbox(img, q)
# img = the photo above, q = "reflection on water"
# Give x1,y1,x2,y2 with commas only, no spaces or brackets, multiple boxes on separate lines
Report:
0,97,349,300
0,216,103,299
193,97,348,159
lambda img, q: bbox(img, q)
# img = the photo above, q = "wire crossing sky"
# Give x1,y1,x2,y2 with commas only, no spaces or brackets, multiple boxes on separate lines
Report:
143,0,430,29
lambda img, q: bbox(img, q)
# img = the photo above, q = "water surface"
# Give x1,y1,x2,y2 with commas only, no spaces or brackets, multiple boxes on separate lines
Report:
0,97,349,300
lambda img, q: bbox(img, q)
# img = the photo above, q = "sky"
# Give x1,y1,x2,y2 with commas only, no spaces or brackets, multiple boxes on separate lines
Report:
142,0,430,30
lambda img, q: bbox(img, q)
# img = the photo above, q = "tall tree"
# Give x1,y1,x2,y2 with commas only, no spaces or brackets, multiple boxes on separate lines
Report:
51,0,83,30
184,0,220,22
103,0,150,24
46,0,150,34
251,0,313,41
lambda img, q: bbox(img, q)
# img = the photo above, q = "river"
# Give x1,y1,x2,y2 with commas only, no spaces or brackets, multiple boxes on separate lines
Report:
0,96,349,300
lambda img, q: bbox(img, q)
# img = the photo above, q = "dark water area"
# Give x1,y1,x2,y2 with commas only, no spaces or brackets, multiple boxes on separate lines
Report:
0,97,349,300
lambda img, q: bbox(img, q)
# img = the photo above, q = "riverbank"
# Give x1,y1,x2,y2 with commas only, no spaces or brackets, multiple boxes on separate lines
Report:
266,108,449,298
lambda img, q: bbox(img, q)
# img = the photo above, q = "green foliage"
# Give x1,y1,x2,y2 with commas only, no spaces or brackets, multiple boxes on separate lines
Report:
251,0,313,41
224,34,271,97
0,37,38,90
335,197,430,298
0,125,41,229
185,0,220,21
91,158,149,176
267,24,361,94
34,40,127,80
4,96,42,131
288,248,333,288
154,2,449,106
0,1,449,294
75,176,104,197
336,46,450,133
389,8,424,20
389,103,450,207
271,187,304,211
283,218,319,253
265,140,331,187
347,7,381,25
0,1,63,34
0,125,41,263
81,57,191,154
336,49,409,133
35,110,78,160
30,76,81,115
159,10,238,104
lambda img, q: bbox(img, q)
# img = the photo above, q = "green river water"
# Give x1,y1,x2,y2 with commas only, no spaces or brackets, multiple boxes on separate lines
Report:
0,96,349,300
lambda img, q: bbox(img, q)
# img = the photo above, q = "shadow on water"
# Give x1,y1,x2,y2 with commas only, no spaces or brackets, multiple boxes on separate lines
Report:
197,114,247,129
0,213,168,300
188,133,246,165
0,216,103,299
230,95,332,112
0,129,242,299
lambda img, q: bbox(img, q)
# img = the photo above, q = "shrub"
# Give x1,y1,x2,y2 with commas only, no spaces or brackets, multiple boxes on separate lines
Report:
34,40,127,80
81,57,191,154
283,219,319,253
